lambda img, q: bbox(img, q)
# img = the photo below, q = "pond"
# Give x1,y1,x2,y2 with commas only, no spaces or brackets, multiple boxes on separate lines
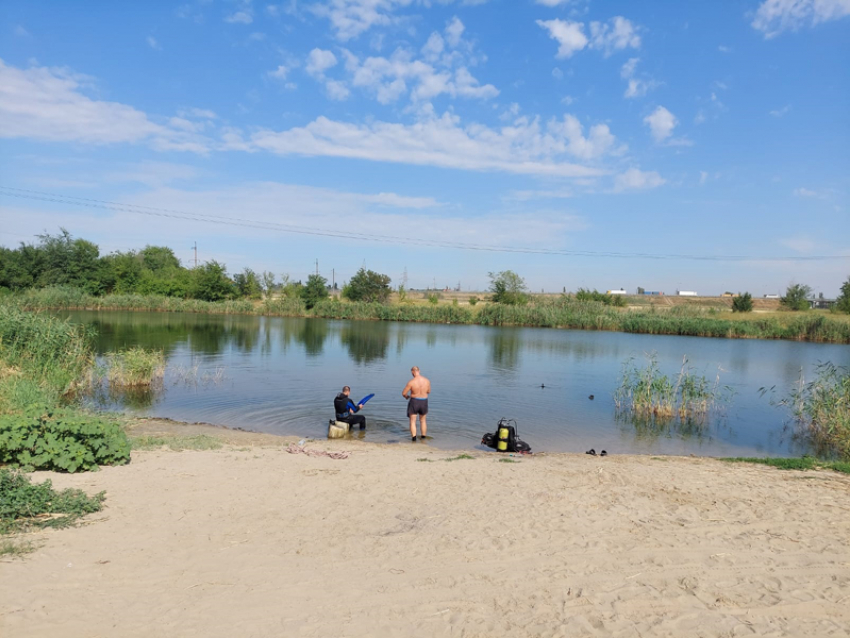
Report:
62,311,850,457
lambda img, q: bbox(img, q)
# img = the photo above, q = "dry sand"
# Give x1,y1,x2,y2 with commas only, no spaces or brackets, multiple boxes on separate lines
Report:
2,419,849,638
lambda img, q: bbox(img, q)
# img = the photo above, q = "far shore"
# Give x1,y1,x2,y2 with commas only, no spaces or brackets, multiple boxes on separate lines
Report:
2,416,849,637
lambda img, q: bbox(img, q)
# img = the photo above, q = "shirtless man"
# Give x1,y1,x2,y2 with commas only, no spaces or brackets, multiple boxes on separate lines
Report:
402,366,431,442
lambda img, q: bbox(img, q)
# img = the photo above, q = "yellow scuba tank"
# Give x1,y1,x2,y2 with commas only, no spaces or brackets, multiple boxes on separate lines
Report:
497,422,512,452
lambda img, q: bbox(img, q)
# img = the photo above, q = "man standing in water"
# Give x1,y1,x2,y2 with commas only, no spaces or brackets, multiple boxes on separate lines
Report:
402,366,431,442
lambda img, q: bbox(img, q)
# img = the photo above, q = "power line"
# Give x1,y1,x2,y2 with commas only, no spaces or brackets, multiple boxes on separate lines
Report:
1,185,846,263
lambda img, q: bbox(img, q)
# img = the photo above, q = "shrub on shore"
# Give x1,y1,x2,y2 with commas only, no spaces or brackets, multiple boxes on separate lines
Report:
106,347,165,387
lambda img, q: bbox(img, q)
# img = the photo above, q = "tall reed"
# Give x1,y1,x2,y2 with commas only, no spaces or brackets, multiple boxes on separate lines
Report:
106,348,166,387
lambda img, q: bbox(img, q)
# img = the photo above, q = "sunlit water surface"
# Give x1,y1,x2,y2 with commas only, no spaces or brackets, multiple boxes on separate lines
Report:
62,311,850,457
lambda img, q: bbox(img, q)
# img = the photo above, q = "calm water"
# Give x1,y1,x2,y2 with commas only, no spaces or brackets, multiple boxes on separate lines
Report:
62,311,850,457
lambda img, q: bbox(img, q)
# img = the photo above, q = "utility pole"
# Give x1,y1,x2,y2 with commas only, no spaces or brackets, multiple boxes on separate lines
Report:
403,267,408,287
332,269,335,290
193,242,197,268
315,259,319,276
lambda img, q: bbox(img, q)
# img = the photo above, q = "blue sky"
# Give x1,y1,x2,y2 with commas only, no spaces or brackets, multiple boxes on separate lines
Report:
0,0,847,295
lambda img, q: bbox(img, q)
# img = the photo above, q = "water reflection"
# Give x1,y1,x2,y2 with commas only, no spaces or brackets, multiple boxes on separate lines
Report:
341,322,390,364
58,311,850,458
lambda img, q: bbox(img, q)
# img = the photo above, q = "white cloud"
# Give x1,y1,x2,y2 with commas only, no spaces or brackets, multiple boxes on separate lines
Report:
14,25,30,37
306,48,339,77
225,11,253,24
793,187,825,198
341,44,497,104
445,16,465,47
268,64,291,80
238,110,621,178
0,60,209,153
752,0,850,37
588,16,641,55
643,106,677,143
769,104,792,117
147,36,162,50
535,0,575,5
325,79,351,100
180,107,218,120
538,16,640,59
421,32,444,61
614,168,665,191
699,171,709,185
312,0,410,42
718,45,732,52
551,67,564,79
536,19,588,58
561,95,575,105
620,57,657,98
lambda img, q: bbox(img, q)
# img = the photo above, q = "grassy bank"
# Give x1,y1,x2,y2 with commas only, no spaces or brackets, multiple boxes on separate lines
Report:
6,287,850,343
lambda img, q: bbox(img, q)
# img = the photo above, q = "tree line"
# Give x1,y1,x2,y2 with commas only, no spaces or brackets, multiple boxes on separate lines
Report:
0,230,396,306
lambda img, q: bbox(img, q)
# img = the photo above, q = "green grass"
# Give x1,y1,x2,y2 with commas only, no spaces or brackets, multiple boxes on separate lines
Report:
415,458,434,462
130,434,223,451
720,457,850,474
498,458,520,463
106,347,165,387
0,468,105,534
1,538,37,557
443,454,475,461
9,287,850,343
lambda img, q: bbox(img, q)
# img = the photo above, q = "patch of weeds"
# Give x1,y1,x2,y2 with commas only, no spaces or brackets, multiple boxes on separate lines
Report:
443,454,475,461
650,457,666,461
1,468,105,535
416,458,434,462
498,458,520,463
720,457,850,474
130,434,223,451
1,538,37,557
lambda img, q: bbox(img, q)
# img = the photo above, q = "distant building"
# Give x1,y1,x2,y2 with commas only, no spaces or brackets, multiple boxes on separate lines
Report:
607,289,626,295
763,294,780,299
677,290,698,296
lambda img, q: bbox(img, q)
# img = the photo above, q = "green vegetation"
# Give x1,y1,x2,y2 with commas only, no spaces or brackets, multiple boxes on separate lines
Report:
443,453,475,461
0,308,132,472
107,348,165,387
764,363,850,461
836,275,850,314
0,468,105,534
301,274,329,309
489,270,528,305
781,283,812,311
720,456,850,474
343,268,392,303
130,434,223,451
614,354,731,425
574,288,627,307
732,292,753,313
0,406,131,472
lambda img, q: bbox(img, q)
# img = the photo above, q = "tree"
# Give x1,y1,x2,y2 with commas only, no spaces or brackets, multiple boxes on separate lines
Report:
732,292,753,313
301,274,329,309
781,283,812,311
140,246,181,272
342,268,392,303
233,268,262,299
488,270,528,305
261,271,276,298
191,261,234,301
836,276,850,314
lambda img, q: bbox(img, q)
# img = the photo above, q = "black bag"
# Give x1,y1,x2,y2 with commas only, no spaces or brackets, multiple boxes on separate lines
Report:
481,418,531,454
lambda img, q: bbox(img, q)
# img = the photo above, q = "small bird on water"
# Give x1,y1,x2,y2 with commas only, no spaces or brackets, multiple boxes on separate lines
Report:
588,395,594,400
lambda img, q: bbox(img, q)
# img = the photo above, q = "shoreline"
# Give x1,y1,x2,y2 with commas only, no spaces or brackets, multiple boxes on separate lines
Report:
3,422,849,637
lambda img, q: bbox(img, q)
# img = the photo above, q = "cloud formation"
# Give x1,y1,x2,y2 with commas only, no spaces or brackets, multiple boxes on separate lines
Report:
537,16,640,59
614,168,665,191
643,106,677,143
752,0,850,38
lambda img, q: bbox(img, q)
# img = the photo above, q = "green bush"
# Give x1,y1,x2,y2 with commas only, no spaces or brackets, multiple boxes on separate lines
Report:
1,468,105,533
0,406,131,472
781,283,812,311
342,268,392,303
732,292,753,313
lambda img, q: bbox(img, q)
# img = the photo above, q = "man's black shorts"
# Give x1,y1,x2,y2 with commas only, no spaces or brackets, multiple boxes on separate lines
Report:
407,398,428,417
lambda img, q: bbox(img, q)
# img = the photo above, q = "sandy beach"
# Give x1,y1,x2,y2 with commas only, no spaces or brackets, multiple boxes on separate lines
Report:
2,419,849,638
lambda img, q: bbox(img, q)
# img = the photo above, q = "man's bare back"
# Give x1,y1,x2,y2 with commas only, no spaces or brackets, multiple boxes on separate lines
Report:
402,366,431,441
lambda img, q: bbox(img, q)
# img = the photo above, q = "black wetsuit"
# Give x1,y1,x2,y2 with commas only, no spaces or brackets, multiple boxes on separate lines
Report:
334,393,365,429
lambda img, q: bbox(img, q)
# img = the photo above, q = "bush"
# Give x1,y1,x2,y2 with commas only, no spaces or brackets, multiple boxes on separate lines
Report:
732,292,753,313
301,274,329,309
575,288,626,307
106,347,165,386
781,283,812,311
489,270,528,305
468,296,479,306
836,276,850,314
1,468,105,533
0,406,131,472
342,268,392,303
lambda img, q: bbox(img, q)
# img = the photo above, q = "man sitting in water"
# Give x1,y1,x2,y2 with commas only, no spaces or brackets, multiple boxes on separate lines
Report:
402,366,431,442
334,386,366,430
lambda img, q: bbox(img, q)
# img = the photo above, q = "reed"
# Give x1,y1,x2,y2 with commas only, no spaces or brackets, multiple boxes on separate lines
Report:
770,363,850,461
614,354,731,425
8,287,850,343
106,347,166,387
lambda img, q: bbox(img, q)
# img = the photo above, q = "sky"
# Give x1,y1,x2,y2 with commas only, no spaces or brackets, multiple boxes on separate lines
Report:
0,0,848,296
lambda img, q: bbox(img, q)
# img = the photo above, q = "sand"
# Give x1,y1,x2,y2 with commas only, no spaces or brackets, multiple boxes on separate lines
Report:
2,419,849,637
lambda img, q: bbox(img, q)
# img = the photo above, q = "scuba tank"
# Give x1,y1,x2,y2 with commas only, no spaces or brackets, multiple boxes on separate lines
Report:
482,418,531,453
497,421,513,452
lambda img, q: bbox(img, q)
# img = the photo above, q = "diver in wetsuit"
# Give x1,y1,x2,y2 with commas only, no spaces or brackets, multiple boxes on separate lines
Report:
334,386,366,429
